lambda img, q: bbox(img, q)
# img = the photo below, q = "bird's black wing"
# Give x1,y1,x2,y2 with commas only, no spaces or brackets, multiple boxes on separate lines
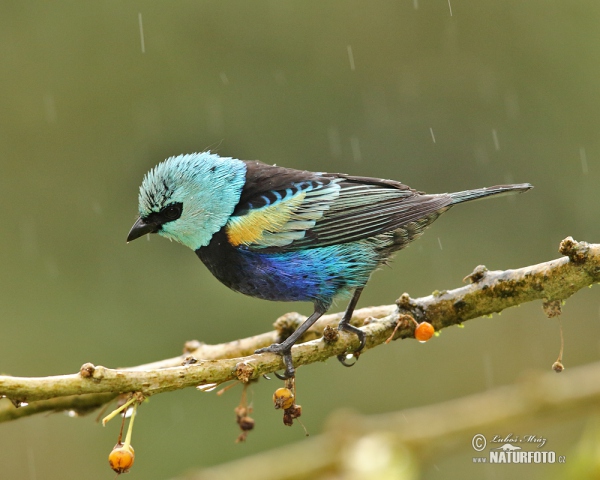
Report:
225,161,452,251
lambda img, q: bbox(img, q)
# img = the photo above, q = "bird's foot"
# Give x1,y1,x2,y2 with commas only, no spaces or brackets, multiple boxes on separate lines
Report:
336,323,366,368
255,343,295,379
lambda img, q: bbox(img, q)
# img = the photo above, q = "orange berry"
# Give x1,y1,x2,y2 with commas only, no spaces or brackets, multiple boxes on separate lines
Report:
415,322,434,343
273,387,294,410
108,443,135,474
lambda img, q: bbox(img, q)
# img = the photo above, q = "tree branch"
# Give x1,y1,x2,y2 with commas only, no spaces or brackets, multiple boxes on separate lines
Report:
1,237,598,423
172,359,600,480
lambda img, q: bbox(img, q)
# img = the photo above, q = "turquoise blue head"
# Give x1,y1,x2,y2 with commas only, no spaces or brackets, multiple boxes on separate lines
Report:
127,152,246,250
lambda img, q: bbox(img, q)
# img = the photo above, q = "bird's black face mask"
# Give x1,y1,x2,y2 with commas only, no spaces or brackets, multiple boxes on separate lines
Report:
127,203,183,242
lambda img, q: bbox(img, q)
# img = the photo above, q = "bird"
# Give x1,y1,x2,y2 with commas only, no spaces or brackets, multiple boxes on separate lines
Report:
127,152,532,378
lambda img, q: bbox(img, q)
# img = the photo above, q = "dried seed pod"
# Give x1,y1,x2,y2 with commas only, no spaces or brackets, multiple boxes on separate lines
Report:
238,416,255,431
552,361,564,373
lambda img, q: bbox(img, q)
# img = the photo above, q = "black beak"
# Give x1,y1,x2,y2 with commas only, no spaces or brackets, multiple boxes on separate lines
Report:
127,217,159,243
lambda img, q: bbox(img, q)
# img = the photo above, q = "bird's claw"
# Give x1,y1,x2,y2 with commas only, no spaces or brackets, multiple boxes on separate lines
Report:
336,323,366,368
255,343,295,379
337,352,360,367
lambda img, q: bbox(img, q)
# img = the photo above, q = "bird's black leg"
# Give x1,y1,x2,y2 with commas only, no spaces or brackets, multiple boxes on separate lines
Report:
255,305,327,379
337,287,365,367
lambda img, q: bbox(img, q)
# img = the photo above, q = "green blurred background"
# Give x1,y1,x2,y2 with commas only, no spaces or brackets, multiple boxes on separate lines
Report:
1,1,599,478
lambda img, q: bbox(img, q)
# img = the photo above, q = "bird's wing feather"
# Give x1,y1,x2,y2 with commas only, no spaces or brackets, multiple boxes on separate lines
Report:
226,180,340,248
225,161,452,250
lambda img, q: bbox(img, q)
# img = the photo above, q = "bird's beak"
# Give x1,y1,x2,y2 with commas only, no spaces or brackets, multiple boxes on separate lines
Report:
127,217,158,243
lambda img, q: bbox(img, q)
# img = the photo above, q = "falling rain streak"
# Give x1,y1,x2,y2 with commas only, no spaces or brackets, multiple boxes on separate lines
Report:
328,127,342,158
579,147,588,174
448,0,453,16
430,127,436,143
138,13,145,53
28,447,36,480
413,0,419,9
350,137,362,162
347,45,356,71
43,94,57,124
492,129,500,151
483,354,494,389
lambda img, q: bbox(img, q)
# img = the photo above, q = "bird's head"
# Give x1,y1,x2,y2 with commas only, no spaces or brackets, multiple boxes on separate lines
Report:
127,152,246,250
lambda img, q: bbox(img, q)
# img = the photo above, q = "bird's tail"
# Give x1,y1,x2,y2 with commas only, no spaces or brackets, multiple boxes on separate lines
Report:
449,183,533,205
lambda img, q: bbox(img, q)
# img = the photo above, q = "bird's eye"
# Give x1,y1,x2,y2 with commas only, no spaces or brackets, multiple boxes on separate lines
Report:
162,204,182,221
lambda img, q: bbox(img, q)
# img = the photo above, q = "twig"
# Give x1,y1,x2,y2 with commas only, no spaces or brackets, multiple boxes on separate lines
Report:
0,237,598,423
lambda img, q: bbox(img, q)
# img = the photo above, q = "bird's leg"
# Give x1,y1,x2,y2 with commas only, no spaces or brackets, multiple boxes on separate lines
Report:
255,306,327,379
337,287,365,367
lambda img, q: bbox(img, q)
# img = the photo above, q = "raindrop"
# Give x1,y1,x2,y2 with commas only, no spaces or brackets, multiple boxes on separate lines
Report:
504,92,520,119
170,402,185,423
205,97,224,135
328,127,342,158
437,237,443,250
448,0,453,16
504,173,515,185
413,0,419,9
66,410,79,418
483,353,494,389
92,201,102,215
579,147,588,174
44,257,59,280
429,127,436,144
20,401,29,407
219,72,230,85
138,13,145,54
473,144,489,165
197,383,218,392
492,129,500,151
43,94,57,124
27,446,36,480
20,217,39,260
398,71,420,101
347,45,356,71
274,70,286,85
350,137,362,162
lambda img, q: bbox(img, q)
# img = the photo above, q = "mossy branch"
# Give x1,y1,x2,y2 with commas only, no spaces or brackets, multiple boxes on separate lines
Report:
0,237,598,423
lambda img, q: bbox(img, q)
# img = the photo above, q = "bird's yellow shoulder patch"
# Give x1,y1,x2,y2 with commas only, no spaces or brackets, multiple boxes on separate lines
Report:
226,192,306,247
